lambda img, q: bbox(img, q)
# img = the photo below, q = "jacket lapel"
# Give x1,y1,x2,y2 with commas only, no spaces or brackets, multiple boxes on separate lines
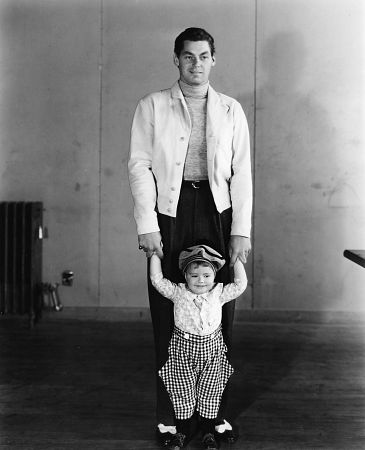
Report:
206,85,230,179
170,81,190,128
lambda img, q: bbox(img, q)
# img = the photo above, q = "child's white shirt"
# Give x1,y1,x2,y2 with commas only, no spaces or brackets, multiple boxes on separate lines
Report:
150,272,247,336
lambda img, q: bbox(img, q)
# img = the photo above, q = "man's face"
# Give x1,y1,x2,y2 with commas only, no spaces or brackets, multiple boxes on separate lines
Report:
174,40,215,86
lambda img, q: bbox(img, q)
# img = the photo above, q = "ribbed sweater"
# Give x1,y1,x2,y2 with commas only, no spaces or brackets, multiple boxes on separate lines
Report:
179,80,209,181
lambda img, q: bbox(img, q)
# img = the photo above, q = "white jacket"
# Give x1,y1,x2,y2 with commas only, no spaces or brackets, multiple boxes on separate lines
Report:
128,81,252,237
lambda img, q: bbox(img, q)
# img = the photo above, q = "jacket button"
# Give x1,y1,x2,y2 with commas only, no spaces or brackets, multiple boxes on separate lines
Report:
180,136,185,141
171,187,175,191
167,208,172,213
169,199,173,203
176,162,181,166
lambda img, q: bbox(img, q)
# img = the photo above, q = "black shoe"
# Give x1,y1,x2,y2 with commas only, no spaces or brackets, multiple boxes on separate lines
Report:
202,433,218,449
214,421,239,444
215,428,238,444
156,429,175,447
168,432,186,450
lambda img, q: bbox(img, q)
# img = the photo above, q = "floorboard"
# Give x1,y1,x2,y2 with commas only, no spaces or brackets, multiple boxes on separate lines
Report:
0,317,364,449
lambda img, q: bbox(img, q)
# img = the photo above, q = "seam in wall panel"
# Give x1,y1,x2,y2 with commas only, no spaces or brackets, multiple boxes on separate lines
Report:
251,0,258,309
97,0,104,306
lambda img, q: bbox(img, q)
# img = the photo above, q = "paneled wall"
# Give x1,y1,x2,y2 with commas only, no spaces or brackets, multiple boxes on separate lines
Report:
0,0,363,313
99,0,255,307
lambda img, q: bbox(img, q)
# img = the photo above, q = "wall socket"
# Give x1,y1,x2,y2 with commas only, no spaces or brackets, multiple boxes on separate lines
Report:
62,270,74,286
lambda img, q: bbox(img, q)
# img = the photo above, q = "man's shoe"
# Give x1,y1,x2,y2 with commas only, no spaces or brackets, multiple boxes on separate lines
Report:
168,432,186,450
156,429,175,447
202,433,218,449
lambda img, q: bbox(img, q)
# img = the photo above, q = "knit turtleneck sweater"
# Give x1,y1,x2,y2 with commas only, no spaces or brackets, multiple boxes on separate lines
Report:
179,80,209,181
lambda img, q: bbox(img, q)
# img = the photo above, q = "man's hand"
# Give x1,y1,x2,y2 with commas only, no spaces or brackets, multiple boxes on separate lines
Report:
138,232,164,259
229,235,251,266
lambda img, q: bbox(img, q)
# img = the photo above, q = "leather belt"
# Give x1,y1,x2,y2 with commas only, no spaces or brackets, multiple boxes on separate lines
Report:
182,180,209,189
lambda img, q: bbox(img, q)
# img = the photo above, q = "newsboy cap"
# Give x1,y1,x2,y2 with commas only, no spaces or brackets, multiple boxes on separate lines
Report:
178,244,226,273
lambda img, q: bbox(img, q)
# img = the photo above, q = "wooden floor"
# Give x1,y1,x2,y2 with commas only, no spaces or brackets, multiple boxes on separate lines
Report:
0,316,365,450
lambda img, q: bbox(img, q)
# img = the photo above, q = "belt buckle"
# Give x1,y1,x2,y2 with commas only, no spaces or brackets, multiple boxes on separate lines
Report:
191,181,200,189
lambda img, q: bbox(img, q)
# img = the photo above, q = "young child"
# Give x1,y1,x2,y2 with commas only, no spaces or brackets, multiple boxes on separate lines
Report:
150,244,247,450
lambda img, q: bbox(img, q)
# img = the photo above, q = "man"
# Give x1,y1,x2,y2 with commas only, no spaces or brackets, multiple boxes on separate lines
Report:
128,27,252,448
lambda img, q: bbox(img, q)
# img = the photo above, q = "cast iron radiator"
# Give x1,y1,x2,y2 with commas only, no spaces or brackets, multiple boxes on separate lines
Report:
0,202,43,325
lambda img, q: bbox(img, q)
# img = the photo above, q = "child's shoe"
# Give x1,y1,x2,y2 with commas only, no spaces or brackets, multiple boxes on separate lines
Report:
156,424,176,447
168,432,186,450
215,419,238,443
202,433,218,449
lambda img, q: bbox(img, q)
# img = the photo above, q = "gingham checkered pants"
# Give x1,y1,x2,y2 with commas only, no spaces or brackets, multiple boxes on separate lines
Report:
158,326,234,419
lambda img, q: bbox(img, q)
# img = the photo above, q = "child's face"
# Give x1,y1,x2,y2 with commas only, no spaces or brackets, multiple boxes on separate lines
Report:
185,263,215,294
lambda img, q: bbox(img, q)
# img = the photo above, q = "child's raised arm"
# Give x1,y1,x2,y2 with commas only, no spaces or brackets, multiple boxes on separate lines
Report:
150,253,163,278
149,254,180,302
220,259,247,304
233,259,247,286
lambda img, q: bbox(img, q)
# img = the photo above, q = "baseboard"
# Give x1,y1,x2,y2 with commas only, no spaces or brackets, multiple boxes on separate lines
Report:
39,306,365,324
234,309,365,324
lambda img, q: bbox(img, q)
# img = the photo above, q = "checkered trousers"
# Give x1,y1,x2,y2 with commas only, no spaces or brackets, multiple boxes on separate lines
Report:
158,326,234,419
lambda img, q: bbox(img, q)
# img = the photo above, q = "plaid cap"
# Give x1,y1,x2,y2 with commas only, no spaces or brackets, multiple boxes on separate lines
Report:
178,244,226,273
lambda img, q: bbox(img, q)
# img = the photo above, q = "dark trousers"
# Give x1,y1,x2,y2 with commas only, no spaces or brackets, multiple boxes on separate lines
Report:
147,181,235,425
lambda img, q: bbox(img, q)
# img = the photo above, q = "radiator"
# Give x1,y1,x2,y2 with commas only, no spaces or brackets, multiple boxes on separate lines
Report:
0,202,43,325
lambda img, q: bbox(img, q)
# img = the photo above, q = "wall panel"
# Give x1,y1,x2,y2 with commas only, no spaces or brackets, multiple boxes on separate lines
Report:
254,0,365,310
0,0,101,306
99,0,255,308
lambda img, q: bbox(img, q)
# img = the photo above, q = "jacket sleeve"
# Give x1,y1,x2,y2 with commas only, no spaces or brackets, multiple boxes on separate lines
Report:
230,101,253,237
128,97,160,235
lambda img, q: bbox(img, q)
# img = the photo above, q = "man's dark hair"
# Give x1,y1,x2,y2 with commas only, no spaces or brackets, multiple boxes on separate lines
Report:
174,27,215,57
